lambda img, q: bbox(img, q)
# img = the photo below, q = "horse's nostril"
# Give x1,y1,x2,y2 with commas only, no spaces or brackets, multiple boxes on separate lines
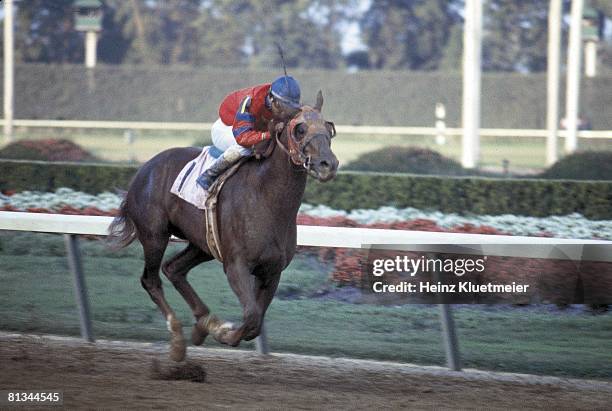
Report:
320,160,330,169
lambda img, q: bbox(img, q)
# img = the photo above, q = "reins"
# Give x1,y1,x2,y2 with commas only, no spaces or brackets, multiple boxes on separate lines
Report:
274,131,310,174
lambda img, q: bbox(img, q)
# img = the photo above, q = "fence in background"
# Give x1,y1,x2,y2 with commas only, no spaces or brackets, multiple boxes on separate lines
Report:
1,211,611,371
1,118,611,139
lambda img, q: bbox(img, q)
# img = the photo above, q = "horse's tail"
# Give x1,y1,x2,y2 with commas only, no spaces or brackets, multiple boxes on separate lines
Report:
107,193,137,250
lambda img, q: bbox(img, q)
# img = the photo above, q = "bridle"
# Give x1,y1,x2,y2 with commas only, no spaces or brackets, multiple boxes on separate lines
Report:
274,108,336,176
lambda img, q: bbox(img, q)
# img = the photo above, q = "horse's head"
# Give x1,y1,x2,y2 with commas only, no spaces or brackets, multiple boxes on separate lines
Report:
277,90,339,182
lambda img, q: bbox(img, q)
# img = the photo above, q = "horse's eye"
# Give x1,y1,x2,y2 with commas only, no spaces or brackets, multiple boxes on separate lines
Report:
295,123,306,137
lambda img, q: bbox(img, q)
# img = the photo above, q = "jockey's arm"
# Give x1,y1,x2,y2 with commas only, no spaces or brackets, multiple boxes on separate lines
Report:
232,96,270,147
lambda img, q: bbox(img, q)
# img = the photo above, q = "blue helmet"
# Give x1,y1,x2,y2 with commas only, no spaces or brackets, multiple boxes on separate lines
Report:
270,75,301,109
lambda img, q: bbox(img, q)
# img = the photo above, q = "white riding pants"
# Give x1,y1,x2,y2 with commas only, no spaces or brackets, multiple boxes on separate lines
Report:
211,118,252,159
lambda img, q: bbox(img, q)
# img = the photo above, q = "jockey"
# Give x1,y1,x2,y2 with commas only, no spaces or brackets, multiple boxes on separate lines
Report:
196,75,301,190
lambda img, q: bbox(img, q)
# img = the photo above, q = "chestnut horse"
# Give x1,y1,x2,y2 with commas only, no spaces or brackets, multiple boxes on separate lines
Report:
108,92,338,361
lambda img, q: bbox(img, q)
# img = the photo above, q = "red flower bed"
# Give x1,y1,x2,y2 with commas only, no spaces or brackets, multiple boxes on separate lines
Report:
1,205,118,216
331,248,368,286
370,218,446,232
296,214,360,227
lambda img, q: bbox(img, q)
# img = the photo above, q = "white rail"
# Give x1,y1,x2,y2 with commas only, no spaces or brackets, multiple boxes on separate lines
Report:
0,119,611,139
2,119,214,131
1,211,610,260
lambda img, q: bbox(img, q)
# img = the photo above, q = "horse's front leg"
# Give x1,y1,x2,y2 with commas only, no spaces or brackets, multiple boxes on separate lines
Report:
245,272,281,341
205,261,266,347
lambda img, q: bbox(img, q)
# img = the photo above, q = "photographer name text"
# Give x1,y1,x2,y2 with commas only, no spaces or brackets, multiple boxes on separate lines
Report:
370,255,530,294
372,281,529,293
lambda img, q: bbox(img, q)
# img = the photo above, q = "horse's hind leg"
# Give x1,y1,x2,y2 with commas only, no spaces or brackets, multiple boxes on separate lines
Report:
162,243,213,345
140,235,186,362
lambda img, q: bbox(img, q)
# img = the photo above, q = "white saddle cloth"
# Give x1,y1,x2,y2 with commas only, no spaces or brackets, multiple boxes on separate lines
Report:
170,146,217,210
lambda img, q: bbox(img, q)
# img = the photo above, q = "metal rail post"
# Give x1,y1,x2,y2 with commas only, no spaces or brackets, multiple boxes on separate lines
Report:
255,321,269,354
431,253,462,371
438,303,461,371
64,234,95,342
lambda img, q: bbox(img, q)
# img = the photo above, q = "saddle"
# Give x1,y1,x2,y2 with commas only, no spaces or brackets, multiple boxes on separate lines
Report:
204,138,276,262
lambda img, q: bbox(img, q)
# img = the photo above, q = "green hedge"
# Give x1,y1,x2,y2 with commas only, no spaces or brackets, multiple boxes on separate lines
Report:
2,64,612,129
1,161,611,219
304,171,612,220
344,146,470,175
539,151,612,181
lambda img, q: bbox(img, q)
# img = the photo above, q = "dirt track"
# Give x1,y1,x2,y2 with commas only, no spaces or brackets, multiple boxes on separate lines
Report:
1,333,611,410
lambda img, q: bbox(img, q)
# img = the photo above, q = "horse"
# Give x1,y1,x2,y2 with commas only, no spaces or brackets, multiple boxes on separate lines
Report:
107,91,338,361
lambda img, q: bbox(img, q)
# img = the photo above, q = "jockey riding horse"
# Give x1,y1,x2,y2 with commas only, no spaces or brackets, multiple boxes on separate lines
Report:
197,76,302,189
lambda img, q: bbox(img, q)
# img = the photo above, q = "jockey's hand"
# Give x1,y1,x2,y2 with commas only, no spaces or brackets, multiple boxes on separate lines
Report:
269,120,285,137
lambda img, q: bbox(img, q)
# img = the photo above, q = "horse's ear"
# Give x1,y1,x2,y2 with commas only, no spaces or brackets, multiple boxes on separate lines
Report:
314,90,324,112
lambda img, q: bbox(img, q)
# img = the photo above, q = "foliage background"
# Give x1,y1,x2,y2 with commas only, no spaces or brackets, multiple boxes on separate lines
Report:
1,0,612,73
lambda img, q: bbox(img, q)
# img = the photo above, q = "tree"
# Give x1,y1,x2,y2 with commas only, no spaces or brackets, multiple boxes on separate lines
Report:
96,2,132,64
192,4,247,67
10,0,83,63
0,0,352,70
438,24,463,72
481,0,550,72
212,0,352,69
590,0,612,73
98,0,352,68
101,0,169,65
359,0,462,70
591,0,612,17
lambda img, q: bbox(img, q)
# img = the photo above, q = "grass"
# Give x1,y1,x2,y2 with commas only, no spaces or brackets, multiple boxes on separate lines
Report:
1,231,611,380
332,133,612,171
4,127,612,170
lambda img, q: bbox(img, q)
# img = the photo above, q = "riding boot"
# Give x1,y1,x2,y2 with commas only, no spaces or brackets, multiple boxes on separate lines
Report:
196,153,236,190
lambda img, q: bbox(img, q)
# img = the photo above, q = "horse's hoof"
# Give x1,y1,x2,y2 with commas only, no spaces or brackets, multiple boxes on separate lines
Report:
191,321,208,346
212,322,236,344
212,323,237,345
166,315,186,362
170,334,186,362
200,314,236,345
167,315,183,334
201,314,221,333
